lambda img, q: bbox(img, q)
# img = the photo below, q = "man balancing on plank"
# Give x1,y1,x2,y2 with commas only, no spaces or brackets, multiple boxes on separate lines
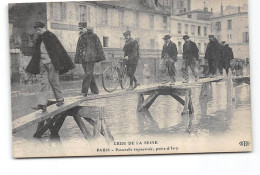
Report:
26,22,75,112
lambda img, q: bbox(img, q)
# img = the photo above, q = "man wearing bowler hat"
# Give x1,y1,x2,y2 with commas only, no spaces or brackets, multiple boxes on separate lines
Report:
182,35,199,83
123,30,140,90
161,35,178,85
204,35,223,77
26,22,75,111
75,22,106,96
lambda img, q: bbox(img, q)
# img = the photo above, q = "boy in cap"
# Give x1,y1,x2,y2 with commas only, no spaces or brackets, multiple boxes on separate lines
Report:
182,35,199,83
123,31,140,90
26,22,75,111
75,22,106,96
161,35,178,85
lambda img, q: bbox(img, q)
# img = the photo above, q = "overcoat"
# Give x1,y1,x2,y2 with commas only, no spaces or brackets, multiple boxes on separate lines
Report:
74,29,106,64
204,38,223,60
123,38,140,65
183,40,199,61
25,30,75,75
161,41,178,62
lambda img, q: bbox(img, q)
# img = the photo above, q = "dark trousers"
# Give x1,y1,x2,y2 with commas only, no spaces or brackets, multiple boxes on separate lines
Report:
82,62,99,95
126,63,138,86
181,58,198,80
162,59,176,82
208,59,218,75
218,59,224,75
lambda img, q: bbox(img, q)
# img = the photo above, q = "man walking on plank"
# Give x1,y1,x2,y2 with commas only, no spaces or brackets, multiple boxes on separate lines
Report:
181,35,199,83
204,35,223,78
26,22,75,111
123,31,140,90
220,41,234,76
160,35,178,85
75,22,106,96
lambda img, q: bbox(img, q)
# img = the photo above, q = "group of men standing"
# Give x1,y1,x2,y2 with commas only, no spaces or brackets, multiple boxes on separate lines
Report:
25,21,234,112
26,21,140,112
160,34,234,85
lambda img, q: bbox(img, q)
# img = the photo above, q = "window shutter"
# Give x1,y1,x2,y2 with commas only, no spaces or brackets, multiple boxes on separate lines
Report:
62,3,67,20
50,2,53,19
87,6,91,23
75,4,80,21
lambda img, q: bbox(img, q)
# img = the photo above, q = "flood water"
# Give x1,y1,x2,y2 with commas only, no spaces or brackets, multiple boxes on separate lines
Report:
12,77,252,157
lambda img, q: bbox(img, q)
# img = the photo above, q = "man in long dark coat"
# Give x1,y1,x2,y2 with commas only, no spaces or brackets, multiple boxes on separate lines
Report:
181,35,199,83
221,41,234,75
75,22,106,96
161,35,178,85
204,35,223,77
26,22,75,111
123,31,140,90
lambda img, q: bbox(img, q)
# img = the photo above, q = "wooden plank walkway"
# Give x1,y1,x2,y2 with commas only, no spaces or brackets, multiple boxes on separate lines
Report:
12,76,249,133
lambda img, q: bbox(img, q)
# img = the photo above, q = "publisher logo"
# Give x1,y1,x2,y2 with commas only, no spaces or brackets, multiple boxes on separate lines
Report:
239,141,250,147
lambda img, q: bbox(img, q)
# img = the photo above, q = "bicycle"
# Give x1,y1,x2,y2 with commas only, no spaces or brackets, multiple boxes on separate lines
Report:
102,57,129,93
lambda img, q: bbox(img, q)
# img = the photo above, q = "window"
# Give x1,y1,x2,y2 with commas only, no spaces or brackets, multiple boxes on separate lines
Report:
204,43,207,53
178,41,182,53
149,14,154,29
216,21,221,31
185,24,189,34
187,14,192,18
103,37,109,47
101,8,108,25
243,32,249,43
51,2,67,21
163,16,168,29
227,19,232,30
198,26,201,36
150,39,155,49
204,27,207,36
135,12,139,28
80,5,87,22
191,25,195,35
178,23,182,34
198,43,201,53
120,37,125,48
119,10,124,26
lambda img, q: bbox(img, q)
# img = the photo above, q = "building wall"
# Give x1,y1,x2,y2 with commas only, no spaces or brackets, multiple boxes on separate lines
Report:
170,16,211,57
210,12,249,59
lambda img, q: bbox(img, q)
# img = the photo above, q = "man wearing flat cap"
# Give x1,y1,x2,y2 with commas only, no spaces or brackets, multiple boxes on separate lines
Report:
204,35,223,77
220,41,234,75
75,22,105,96
161,35,178,85
182,35,199,83
123,30,140,90
26,22,75,111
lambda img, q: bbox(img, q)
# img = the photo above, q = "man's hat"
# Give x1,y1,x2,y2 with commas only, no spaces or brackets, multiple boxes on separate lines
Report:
33,22,45,29
163,35,171,40
209,35,215,38
78,22,87,28
123,31,131,36
221,41,226,44
182,35,190,39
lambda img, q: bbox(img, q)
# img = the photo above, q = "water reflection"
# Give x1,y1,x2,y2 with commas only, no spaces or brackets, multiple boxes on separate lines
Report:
13,78,251,153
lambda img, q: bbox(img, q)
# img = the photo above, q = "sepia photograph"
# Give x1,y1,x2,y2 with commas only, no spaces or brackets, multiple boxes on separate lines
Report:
9,0,252,158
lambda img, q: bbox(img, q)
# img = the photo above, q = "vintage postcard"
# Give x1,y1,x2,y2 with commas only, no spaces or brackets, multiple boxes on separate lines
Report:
10,0,251,158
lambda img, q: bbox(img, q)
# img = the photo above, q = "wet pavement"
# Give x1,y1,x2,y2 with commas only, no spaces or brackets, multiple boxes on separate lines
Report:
11,76,252,157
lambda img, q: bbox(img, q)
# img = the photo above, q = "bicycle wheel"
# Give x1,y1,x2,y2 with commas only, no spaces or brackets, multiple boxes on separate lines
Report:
120,66,129,89
102,66,120,93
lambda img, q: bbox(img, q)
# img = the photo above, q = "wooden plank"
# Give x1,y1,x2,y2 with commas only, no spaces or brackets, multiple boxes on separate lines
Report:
12,76,226,133
137,92,159,111
171,94,185,106
33,114,64,138
73,114,93,140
